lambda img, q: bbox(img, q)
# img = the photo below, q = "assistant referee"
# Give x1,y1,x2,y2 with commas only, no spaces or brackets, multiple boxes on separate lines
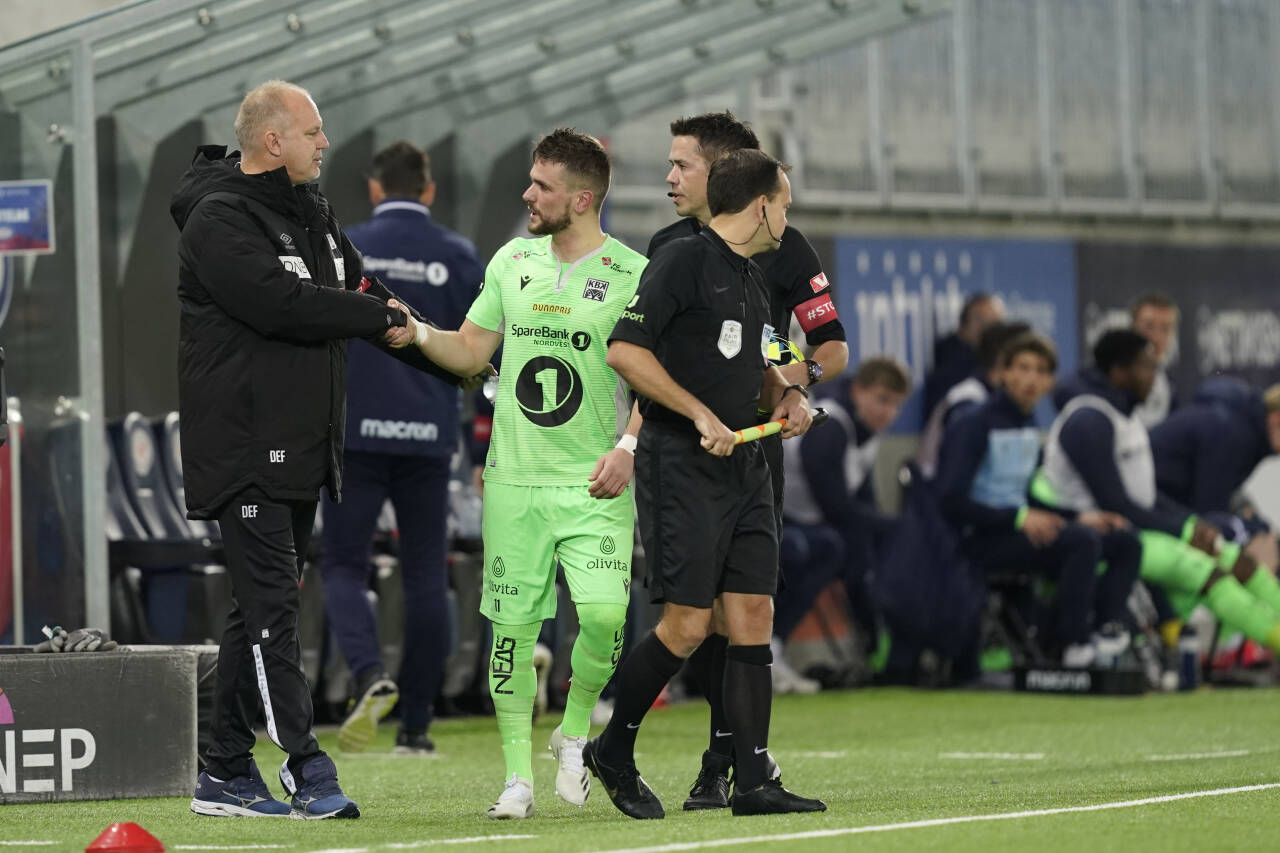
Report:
583,149,826,819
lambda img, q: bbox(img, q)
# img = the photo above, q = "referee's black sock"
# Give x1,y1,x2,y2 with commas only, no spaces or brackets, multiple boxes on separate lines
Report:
723,643,773,792
600,630,684,764
686,632,732,760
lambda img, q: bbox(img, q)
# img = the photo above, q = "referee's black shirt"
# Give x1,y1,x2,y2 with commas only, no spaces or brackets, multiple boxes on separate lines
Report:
647,218,846,349
609,228,773,434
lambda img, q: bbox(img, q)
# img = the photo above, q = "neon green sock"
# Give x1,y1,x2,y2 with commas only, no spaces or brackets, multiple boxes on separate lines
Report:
561,603,627,738
1138,530,1215,594
1244,568,1280,617
488,621,541,782
1203,577,1280,652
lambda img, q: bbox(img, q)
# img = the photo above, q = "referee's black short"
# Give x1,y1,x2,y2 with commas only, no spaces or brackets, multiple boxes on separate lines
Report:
635,425,778,608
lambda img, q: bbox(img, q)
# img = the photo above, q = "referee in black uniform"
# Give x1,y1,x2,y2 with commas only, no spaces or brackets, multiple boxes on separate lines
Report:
583,149,826,819
648,111,849,810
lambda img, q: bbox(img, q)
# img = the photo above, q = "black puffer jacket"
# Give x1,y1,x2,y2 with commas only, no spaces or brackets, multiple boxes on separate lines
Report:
170,145,450,518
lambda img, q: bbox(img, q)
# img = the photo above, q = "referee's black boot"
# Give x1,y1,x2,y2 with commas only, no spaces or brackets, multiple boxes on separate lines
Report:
582,737,665,819
683,750,732,810
731,779,827,816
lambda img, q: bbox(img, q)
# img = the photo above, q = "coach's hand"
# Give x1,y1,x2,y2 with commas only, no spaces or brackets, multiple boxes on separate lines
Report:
383,299,416,348
772,387,813,438
1190,519,1223,555
694,407,735,457
588,448,634,499
460,363,497,391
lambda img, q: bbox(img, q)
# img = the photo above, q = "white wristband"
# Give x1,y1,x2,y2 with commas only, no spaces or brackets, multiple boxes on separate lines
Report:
413,319,430,348
615,434,638,455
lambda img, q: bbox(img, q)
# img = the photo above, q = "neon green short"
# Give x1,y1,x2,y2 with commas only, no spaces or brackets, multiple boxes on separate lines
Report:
480,482,634,625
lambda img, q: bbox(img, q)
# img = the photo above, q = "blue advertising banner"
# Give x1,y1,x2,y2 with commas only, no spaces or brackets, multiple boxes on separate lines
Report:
833,236,1078,432
0,180,54,255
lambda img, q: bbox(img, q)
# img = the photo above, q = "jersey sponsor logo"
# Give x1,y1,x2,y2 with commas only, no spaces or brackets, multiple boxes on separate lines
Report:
488,580,519,595
621,295,644,323
809,271,829,293
582,277,609,302
361,256,449,285
510,323,571,347
360,418,440,441
587,557,629,572
516,355,584,426
520,274,532,290
718,319,743,359
571,331,591,351
280,233,293,245
278,255,312,279
600,535,616,554
491,556,506,577
491,635,516,694
531,302,571,315
610,263,633,275
795,293,838,333
601,257,611,265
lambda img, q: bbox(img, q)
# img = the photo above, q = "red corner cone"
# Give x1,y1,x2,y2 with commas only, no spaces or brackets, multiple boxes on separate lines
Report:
85,823,164,853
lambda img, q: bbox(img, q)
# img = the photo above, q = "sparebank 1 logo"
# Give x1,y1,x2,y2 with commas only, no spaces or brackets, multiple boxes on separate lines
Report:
0,685,97,794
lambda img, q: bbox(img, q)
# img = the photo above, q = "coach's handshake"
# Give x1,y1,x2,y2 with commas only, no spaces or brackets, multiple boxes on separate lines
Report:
384,297,497,389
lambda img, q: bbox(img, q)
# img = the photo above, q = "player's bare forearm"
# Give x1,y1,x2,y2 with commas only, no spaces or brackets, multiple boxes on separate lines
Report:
623,400,642,437
607,341,706,423
394,310,501,379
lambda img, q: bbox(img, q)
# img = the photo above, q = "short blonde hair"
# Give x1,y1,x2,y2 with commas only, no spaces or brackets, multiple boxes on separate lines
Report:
1264,384,1280,414
234,80,312,153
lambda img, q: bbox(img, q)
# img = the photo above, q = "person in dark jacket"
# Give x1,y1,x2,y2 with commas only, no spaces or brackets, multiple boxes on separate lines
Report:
935,333,1138,665
1150,378,1280,544
323,141,483,758
923,291,1005,417
776,357,911,653
173,80,456,821
1038,330,1280,655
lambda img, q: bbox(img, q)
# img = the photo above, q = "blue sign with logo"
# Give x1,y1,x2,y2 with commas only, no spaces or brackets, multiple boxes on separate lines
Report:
0,180,54,256
834,235,1078,431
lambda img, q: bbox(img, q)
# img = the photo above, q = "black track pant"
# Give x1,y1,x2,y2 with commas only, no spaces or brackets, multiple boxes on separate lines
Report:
205,487,324,784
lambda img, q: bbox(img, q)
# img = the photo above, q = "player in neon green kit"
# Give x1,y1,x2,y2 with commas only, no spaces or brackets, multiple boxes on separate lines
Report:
387,128,645,819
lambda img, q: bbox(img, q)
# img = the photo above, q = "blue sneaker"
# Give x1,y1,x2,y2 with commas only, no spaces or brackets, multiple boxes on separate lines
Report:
282,755,360,820
190,760,291,817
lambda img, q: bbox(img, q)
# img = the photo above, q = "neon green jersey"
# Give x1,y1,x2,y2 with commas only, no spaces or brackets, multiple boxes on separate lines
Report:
467,234,646,486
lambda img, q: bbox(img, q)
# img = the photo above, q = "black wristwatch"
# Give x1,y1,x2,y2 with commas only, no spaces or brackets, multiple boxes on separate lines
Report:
803,359,823,386
783,383,810,401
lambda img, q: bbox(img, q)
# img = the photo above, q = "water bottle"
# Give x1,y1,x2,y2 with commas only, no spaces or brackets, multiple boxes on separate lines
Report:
1177,627,1199,691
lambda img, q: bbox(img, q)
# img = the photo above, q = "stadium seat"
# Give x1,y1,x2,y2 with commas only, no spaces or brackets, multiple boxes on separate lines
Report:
152,411,218,540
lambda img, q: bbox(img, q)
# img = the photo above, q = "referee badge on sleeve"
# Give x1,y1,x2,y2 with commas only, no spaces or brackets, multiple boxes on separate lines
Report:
717,319,742,359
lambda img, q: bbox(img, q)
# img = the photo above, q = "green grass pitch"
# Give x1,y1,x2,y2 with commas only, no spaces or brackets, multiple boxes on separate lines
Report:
4,687,1280,852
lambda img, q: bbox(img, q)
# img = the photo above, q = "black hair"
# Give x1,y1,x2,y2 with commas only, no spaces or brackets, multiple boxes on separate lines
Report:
854,356,912,394
976,321,1031,372
960,292,999,327
706,149,788,217
531,128,611,209
669,110,761,164
1093,329,1151,374
371,140,430,198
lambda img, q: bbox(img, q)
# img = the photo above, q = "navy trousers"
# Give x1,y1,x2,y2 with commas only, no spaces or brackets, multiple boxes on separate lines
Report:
321,451,451,734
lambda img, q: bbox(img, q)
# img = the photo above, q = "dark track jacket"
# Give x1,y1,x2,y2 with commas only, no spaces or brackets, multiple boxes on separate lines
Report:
170,146,454,518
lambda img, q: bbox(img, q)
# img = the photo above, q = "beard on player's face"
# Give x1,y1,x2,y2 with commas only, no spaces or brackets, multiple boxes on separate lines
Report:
528,200,572,235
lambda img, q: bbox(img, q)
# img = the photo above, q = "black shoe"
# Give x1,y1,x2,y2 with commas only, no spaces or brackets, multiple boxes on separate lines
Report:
731,779,826,816
582,737,665,819
683,750,732,810
393,729,435,756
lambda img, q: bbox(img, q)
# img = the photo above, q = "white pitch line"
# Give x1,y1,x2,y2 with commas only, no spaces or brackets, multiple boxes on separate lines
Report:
587,782,1280,853
0,844,57,847
1146,749,1250,761
939,752,1045,760
170,840,288,845
386,836,538,849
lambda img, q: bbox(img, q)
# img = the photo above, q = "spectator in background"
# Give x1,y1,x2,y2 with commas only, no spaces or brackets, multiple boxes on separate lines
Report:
322,141,483,757
923,292,1005,417
917,320,1030,479
936,333,1139,666
778,357,911,660
1151,378,1280,566
1130,292,1180,429
1038,330,1280,655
